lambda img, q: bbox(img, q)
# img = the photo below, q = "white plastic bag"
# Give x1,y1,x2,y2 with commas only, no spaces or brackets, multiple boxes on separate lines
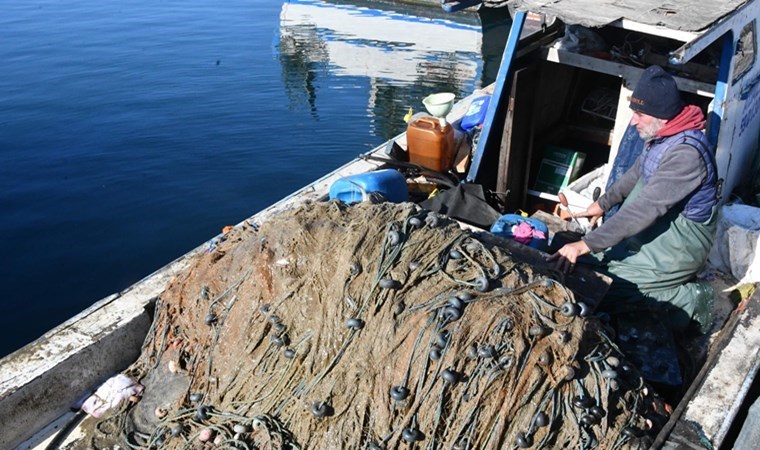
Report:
551,25,608,54
81,374,144,418
707,203,760,284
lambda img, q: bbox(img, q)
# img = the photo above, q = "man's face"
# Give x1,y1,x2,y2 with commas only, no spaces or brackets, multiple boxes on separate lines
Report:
630,111,666,141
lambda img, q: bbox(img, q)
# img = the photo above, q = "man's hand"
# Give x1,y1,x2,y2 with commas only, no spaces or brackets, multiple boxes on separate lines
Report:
546,240,591,273
577,201,604,228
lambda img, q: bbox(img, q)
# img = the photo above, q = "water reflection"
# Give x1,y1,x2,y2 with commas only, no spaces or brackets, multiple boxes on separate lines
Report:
278,22,327,116
277,0,511,140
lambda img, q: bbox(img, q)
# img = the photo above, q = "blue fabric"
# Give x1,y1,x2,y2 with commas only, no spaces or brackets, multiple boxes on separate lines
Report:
605,125,644,219
641,135,673,184
641,130,718,223
679,133,720,222
490,214,548,250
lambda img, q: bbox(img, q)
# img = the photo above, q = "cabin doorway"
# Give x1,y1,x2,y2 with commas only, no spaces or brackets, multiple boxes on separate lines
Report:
497,61,621,214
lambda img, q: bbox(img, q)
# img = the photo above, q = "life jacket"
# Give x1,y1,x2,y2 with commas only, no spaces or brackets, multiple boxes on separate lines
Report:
640,130,720,223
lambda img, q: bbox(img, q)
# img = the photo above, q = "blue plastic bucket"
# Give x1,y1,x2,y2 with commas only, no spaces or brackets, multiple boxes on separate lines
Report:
490,214,548,250
329,169,408,205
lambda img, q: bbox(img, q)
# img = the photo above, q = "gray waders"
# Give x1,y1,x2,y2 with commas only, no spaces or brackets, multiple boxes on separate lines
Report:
588,181,717,331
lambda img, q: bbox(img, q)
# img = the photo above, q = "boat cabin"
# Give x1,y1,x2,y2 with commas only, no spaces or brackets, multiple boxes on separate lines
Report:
468,0,760,217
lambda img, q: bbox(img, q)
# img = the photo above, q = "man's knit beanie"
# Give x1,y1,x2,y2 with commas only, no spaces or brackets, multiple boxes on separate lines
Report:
629,65,684,120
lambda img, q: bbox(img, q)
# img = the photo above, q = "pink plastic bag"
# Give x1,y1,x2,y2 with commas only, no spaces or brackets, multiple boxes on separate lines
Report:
512,221,546,245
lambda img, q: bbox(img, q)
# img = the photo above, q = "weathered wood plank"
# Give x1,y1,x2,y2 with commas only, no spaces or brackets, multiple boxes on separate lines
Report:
510,0,749,32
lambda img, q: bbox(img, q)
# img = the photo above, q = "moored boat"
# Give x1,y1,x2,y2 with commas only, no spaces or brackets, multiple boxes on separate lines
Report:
3,0,760,449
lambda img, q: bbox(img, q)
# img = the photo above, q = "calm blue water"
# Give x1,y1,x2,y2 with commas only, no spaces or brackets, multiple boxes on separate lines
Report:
0,0,509,356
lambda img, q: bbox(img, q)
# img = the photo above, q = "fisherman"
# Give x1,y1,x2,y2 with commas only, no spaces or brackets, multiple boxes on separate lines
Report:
547,65,720,332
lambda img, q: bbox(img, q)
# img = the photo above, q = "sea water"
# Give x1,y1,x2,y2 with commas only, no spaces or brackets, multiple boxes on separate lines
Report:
0,0,510,356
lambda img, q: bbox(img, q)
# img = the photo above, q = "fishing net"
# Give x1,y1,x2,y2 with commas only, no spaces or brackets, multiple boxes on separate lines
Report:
80,201,665,450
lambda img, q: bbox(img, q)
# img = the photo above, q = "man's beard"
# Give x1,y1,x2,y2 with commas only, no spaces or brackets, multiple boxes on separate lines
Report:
637,120,664,141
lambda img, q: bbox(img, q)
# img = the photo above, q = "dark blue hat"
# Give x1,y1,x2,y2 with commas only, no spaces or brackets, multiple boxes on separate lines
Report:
630,65,684,120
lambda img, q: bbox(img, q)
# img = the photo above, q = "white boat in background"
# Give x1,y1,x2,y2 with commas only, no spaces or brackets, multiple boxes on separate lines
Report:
3,0,760,448
280,0,482,83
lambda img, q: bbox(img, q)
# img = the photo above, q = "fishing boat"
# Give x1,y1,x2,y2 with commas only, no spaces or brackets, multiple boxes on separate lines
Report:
2,0,760,449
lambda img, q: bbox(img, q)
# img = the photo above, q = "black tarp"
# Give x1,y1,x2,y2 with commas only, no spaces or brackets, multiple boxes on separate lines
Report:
420,183,501,229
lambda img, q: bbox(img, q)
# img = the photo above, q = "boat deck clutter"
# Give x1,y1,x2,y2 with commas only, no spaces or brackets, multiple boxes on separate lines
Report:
75,201,666,449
